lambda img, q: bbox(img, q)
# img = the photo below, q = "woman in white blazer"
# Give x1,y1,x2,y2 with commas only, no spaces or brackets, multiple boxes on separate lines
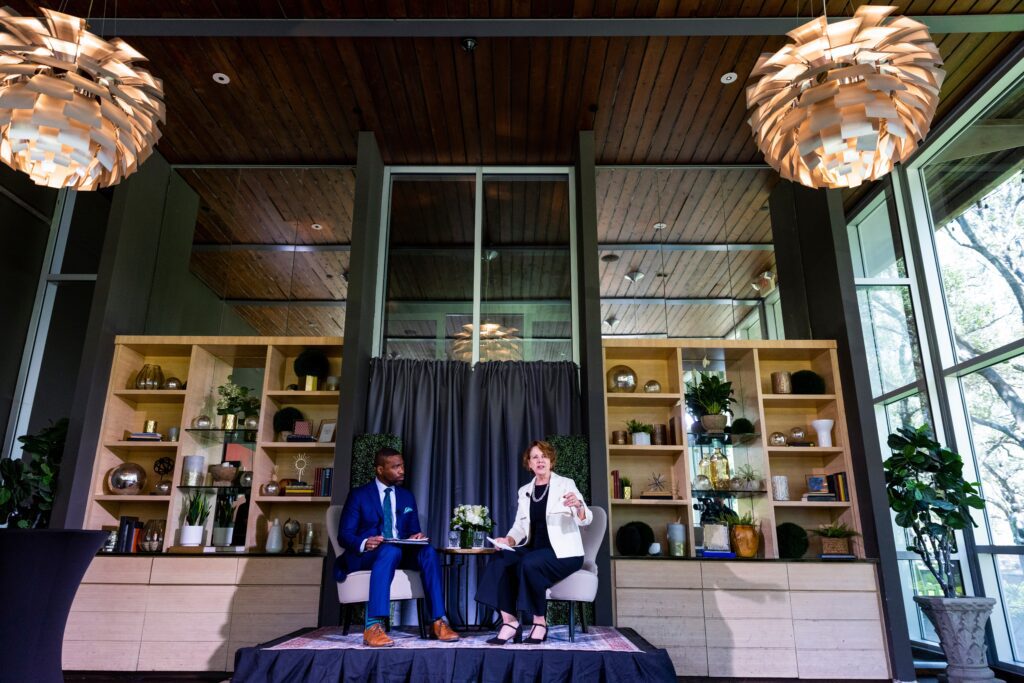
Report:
475,440,593,645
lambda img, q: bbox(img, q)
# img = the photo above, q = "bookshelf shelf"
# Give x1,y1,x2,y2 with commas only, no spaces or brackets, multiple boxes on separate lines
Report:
113,389,187,404
254,496,331,504
606,393,681,407
611,498,689,506
265,390,340,404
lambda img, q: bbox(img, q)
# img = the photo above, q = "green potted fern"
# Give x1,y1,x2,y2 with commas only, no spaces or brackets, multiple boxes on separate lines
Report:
685,372,735,432
181,491,212,546
625,419,654,446
884,425,991,681
811,521,860,555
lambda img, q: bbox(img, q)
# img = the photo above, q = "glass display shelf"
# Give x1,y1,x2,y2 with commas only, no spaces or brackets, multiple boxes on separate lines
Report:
688,432,761,446
177,485,252,493
692,488,767,498
184,428,257,444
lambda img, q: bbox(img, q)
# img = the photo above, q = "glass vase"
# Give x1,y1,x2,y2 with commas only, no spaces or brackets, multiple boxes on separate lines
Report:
459,528,475,549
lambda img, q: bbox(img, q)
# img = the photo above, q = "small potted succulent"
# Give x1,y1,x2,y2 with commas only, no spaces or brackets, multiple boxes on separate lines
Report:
812,521,860,555
181,490,212,546
685,372,735,433
212,496,236,547
731,463,763,492
884,425,992,681
725,510,759,558
625,419,655,446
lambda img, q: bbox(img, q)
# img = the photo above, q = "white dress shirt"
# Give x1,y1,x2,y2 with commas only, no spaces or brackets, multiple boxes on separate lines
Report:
360,478,398,552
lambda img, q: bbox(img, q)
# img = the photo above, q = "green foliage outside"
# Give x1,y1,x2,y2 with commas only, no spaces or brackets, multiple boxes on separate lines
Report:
0,418,68,528
351,433,403,487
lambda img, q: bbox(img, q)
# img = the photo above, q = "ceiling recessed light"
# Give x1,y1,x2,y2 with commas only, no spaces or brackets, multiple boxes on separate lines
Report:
461,37,477,52
720,71,738,85
483,249,498,261
311,223,323,230
624,270,645,283
212,72,230,85
604,316,620,328
653,222,667,231
601,253,620,263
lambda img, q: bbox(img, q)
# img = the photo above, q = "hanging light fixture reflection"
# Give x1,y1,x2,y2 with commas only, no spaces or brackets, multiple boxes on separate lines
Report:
452,322,522,362
0,7,165,190
746,5,943,189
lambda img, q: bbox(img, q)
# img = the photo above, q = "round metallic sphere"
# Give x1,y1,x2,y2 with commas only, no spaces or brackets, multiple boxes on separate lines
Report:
153,480,172,496
163,377,183,390
769,431,788,447
606,365,638,393
643,379,662,393
789,427,806,441
107,462,147,495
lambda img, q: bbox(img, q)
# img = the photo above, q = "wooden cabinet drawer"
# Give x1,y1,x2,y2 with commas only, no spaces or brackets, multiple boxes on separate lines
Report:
790,591,881,620
229,613,316,643
151,557,239,584
66,611,144,641
664,646,708,677
142,611,232,642
702,562,788,590
63,640,140,671
236,557,323,585
146,585,236,613
705,618,794,648
82,556,152,584
796,648,889,679
788,563,877,592
232,585,320,614
793,619,885,651
703,590,791,619
138,641,228,671
707,647,798,678
71,584,149,613
614,560,701,589
617,616,706,647
616,588,703,617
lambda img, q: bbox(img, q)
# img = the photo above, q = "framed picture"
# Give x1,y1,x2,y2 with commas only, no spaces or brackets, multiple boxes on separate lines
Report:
805,475,829,493
317,419,337,443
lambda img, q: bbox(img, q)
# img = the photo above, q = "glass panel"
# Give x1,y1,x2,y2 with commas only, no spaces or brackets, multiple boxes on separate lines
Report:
480,176,571,362
960,356,1024,545
857,286,924,396
849,196,906,279
60,191,109,274
883,393,931,433
907,559,965,642
383,175,475,360
995,554,1024,662
922,75,1024,361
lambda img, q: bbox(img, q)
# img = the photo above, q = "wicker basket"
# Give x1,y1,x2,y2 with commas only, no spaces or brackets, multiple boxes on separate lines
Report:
821,537,850,555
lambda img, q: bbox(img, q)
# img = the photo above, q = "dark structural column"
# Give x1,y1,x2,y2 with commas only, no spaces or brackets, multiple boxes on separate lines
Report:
319,131,386,626
574,131,612,625
770,179,915,681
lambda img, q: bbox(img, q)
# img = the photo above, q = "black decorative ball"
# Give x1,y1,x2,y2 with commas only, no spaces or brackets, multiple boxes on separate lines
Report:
294,348,330,380
791,370,826,395
777,522,810,559
615,521,655,556
730,417,755,434
273,407,304,434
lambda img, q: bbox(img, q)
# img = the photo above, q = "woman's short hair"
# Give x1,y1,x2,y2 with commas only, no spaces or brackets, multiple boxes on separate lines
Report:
521,440,558,470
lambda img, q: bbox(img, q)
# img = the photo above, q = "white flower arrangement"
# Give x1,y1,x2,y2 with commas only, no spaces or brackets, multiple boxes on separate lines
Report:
450,504,493,531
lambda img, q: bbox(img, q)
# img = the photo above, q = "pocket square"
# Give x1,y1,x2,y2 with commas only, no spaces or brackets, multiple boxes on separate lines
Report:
403,506,413,513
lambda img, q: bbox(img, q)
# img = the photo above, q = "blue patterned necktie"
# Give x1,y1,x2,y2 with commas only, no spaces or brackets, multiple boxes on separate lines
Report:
383,488,394,539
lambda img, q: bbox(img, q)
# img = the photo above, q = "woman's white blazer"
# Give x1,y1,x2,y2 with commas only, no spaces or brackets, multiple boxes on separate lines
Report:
506,471,593,558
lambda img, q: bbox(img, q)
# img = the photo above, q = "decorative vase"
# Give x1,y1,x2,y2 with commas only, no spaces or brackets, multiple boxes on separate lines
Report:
700,414,728,432
611,430,627,445
623,486,632,500
265,518,284,553
134,364,164,390
643,379,662,393
209,463,238,486
811,419,835,447
181,455,206,486
606,365,638,393
914,596,997,682
141,519,165,552
771,371,792,394
667,523,686,557
703,523,731,551
222,414,238,430
820,537,850,555
106,463,147,495
652,424,668,445
180,524,205,547
631,431,652,446
730,525,759,558
772,475,790,501
212,526,234,547
460,528,475,549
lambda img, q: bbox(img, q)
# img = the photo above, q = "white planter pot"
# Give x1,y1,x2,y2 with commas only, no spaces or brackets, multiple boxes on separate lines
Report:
703,523,731,551
212,526,234,547
810,418,834,447
914,596,997,682
631,432,652,446
180,524,205,547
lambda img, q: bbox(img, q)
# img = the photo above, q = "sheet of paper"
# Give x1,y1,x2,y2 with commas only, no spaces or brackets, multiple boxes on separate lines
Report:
381,538,430,545
487,536,515,551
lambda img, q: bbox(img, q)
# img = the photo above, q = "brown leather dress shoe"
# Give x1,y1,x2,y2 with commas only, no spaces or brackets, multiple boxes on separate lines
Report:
363,623,395,647
432,618,459,642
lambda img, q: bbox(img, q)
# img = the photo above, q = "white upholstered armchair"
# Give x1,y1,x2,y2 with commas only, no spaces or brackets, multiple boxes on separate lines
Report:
546,506,607,642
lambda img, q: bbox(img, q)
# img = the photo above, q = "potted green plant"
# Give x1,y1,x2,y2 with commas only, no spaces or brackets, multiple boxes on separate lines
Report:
685,372,735,432
212,496,236,547
811,521,860,555
701,507,732,552
181,491,212,546
625,419,654,446
216,375,261,430
884,425,991,681
724,510,759,558
620,476,633,500
732,463,762,492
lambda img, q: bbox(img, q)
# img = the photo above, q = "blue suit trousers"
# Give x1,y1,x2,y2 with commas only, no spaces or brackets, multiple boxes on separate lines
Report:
353,543,446,621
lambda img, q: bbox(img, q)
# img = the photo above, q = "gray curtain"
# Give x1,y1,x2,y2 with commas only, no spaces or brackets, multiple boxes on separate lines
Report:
365,358,581,541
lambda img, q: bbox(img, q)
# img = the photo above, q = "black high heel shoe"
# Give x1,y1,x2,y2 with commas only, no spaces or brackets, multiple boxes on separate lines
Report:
486,621,523,645
523,624,548,644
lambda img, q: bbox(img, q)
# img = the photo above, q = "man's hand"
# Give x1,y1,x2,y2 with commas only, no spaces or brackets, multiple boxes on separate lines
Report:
409,532,427,540
364,535,384,551
502,536,517,547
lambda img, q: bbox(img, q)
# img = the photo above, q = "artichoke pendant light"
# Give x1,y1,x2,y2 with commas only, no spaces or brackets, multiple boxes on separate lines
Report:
0,7,165,190
746,5,944,189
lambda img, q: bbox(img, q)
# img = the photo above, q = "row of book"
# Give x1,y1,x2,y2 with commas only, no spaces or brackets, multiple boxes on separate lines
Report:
126,431,162,441
610,470,626,499
113,516,144,552
283,467,334,496
800,471,850,502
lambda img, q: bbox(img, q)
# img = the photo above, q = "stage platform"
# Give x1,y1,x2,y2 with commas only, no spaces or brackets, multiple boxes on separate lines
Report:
233,624,676,682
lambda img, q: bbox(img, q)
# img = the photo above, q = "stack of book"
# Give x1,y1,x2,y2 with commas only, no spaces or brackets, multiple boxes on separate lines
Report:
610,470,623,498
125,431,162,442
284,481,314,496
312,467,334,497
285,434,316,442
826,472,850,501
801,492,838,502
113,515,142,552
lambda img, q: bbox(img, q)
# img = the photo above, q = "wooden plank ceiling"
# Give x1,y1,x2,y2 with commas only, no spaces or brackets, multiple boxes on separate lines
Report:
20,0,1017,340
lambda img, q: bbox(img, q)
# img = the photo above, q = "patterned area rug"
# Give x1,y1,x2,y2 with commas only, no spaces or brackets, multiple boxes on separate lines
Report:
268,625,641,653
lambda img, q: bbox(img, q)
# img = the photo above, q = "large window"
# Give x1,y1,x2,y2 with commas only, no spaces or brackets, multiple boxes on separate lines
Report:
380,168,575,363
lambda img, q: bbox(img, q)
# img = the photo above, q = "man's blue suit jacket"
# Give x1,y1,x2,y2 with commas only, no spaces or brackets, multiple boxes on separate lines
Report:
333,480,422,581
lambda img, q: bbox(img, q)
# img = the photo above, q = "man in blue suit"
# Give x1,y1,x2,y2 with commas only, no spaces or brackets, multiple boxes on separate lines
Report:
336,447,458,647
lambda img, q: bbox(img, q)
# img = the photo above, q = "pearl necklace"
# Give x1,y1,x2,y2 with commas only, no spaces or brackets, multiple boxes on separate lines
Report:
531,480,550,503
